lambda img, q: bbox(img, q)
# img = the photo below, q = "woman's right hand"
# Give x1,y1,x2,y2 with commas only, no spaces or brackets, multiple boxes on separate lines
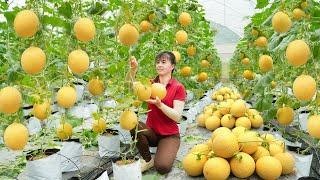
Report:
129,56,138,72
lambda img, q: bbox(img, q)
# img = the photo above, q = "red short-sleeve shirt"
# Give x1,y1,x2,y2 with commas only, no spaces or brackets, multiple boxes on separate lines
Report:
146,76,186,135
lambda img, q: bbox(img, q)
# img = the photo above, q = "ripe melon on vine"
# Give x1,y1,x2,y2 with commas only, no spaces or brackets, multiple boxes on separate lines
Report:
33,101,51,121
259,55,273,72
293,75,316,101
88,78,105,96
56,122,73,140
172,51,181,62
277,106,294,125
286,40,310,67
21,47,46,75
200,60,210,67
119,110,138,130
68,49,89,74
241,58,250,65
243,70,254,80
251,29,259,36
175,30,188,44
14,10,39,37
272,11,292,33
74,17,96,42
92,118,107,133
56,86,77,108
140,20,151,32
307,115,320,139
151,83,167,100
4,122,29,150
197,72,208,82
0,87,22,114
254,36,268,47
178,12,192,26
187,45,196,57
293,8,306,20
119,24,139,46
180,66,192,77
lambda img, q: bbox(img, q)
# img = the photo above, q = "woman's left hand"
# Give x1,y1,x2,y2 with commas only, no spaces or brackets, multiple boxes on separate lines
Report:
145,96,162,108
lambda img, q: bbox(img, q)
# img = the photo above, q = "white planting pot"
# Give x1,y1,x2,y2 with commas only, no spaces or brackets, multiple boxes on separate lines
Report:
98,129,120,158
58,141,83,172
112,158,142,180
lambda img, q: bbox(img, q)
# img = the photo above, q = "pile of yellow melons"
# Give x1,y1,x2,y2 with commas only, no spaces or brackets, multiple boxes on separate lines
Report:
211,87,241,101
183,127,295,180
198,87,263,131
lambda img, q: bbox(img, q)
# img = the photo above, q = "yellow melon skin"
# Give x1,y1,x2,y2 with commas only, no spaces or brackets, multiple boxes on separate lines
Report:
183,152,207,176
119,110,138,131
307,115,320,139
178,12,192,26
33,101,51,121
259,55,273,72
254,36,268,47
197,72,208,82
243,70,254,80
230,152,255,178
118,24,139,46
172,51,181,62
92,118,107,133
151,83,167,100
21,47,46,75
56,123,73,140
140,20,151,32
14,10,39,38
187,46,196,57
205,115,220,131
272,11,292,33
4,122,29,150
230,100,247,117
286,40,310,67
0,87,22,114
56,86,77,108
292,75,316,101
212,132,239,158
180,66,192,77
256,156,282,180
274,152,295,175
276,107,294,125
74,17,96,42
68,50,90,74
203,157,230,180
175,30,188,44
88,78,105,96
293,8,306,20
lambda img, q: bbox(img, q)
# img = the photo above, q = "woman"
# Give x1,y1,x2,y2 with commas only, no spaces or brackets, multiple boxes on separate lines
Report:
126,51,186,174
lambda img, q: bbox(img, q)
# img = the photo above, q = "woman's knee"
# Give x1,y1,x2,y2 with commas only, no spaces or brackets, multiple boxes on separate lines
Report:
154,162,172,174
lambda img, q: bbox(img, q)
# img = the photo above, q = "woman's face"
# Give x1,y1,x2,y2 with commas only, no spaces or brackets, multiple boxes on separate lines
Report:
156,55,175,76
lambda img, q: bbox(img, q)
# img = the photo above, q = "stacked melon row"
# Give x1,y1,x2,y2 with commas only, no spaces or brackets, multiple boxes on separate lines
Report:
197,87,263,131
182,127,295,179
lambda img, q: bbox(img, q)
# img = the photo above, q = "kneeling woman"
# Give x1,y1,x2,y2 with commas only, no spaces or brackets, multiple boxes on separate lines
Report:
126,51,186,174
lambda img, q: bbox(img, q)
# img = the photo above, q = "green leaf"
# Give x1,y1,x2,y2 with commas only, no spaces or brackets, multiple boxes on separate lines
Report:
58,3,72,19
255,0,269,9
42,15,68,28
